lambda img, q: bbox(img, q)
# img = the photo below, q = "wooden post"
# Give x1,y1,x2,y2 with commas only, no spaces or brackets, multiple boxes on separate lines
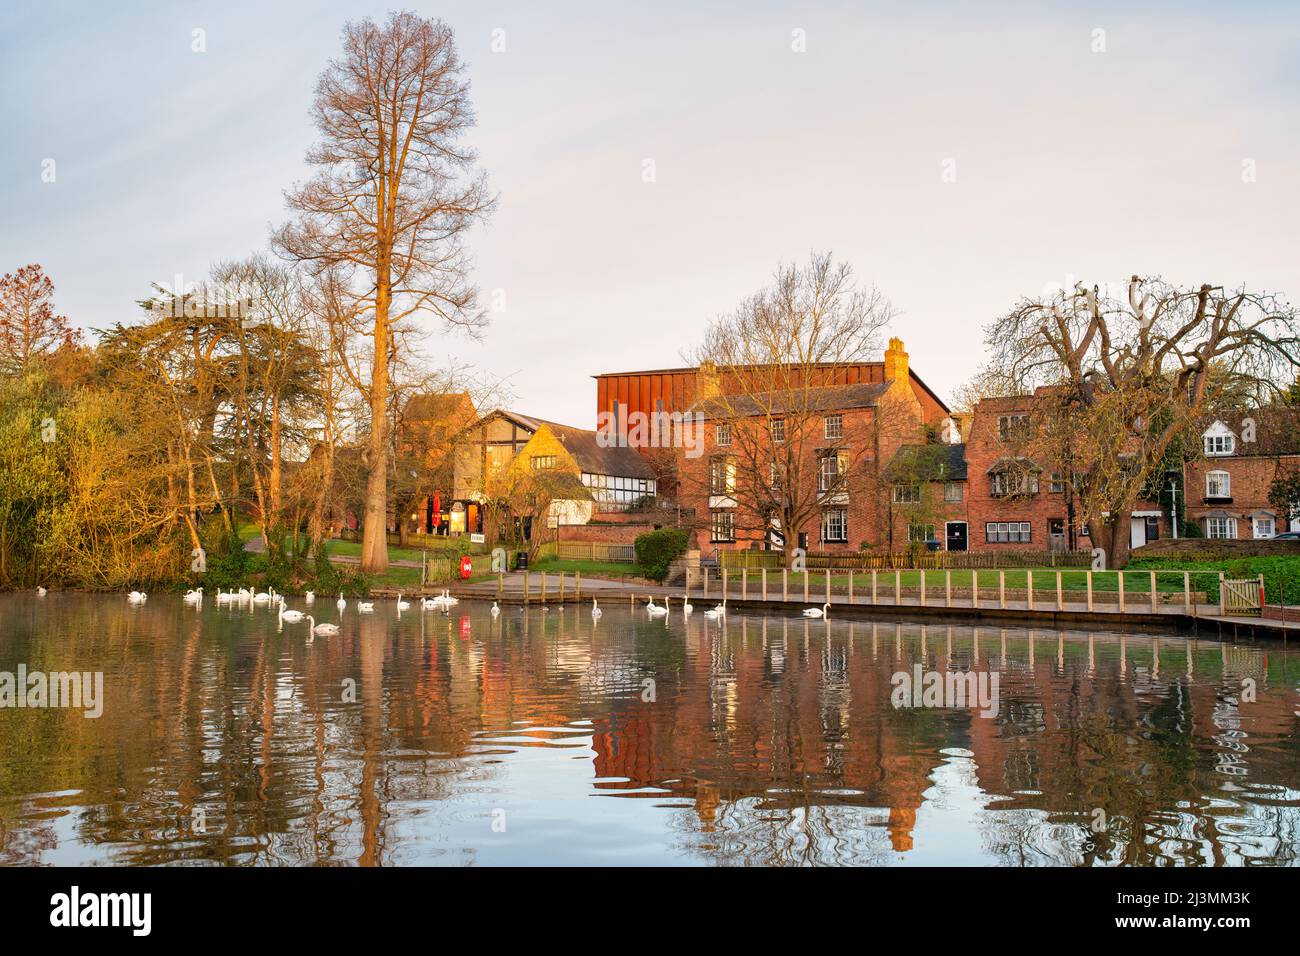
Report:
1259,573,1266,609
742,568,748,600
999,570,1006,609
1218,571,1225,616
559,572,565,601
1086,570,1093,611
575,572,581,601
1150,570,1158,613
871,569,878,604
762,568,768,601
703,567,709,599
497,571,503,597
1118,571,1125,613
920,572,926,607
826,569,831,604
541,572,547,602
895,570,901,605
782,569,788,601
1056,571,1062,611
524,570,530,604
945,570,952,608
848,570,854,603
1183,571,1190,613
803,568,810,602
972,570,979,608
1027,570,1034,610
723,569,728,603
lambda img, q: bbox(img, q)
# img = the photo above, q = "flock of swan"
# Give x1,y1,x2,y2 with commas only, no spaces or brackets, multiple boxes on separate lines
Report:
108,585,833,626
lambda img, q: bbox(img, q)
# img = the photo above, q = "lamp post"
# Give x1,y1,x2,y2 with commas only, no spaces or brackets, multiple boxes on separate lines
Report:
1166,468,1180,540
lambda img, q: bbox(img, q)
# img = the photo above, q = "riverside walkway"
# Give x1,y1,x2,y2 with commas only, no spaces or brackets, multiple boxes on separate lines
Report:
395,566,1294,639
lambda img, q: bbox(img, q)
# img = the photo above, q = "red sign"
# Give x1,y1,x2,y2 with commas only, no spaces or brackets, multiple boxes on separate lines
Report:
460,555,472,580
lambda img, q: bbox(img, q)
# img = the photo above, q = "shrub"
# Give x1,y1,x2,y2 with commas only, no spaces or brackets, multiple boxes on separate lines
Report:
634,528,689,582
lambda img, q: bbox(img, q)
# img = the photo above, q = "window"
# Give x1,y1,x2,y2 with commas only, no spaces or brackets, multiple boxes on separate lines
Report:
579,472,656,510
711,510,735,542
985,521,1032,543
709,457,736,496
824,414,843,440
821,509,848,543
770,418,786,443
908,523,937,544
1253,515,1276,539
990,470,1038,496
998,414,1030,442
1205,470,1231,499
1204,516,1236,539
1204,433,1235,456
770,461,780,489
530,455,557,471
944,482,964,503
1048,472,1066,493
892,484,921,504
715,423,731,447
819,450,849,492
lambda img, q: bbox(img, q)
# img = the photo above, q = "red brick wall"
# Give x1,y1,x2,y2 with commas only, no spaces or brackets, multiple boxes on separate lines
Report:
1185,454,1296,538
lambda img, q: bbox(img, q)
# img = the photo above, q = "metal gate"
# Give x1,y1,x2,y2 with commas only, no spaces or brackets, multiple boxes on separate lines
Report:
1222,577,1262,615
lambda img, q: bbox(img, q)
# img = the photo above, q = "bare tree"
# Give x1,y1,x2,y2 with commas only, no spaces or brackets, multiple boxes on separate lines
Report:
686,253,894,565
0,264,80,373
983,276,1300,567
274,11,494,572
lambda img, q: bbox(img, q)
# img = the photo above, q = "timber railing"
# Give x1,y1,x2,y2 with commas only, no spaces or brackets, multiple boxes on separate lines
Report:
718,549,1093,571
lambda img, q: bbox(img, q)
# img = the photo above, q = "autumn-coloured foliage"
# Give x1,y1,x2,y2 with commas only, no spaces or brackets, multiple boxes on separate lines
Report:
0,264,80,373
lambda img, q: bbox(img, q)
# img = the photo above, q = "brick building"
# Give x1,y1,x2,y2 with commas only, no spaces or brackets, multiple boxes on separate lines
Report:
1184,410,1300,539
671,339,947,553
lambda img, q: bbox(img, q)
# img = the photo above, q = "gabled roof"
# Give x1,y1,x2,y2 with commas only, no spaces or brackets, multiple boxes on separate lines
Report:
542,423,657,480
687,381,891,419
403,392,475,422
986,455,1042,474
885,443,968,482
1197,408,1300,457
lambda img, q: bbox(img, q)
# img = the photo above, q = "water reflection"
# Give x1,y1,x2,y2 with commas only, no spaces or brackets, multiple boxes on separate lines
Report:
0,593,1296,866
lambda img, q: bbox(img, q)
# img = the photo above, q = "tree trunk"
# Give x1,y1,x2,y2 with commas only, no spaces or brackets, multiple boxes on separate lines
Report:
1106,510,1132,570
359,283,390,573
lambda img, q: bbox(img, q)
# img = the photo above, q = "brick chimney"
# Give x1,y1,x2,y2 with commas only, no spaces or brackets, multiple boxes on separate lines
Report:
696,360,721,401
883,337,908,384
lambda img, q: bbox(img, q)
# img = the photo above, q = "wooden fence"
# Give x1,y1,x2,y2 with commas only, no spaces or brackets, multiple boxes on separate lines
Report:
718,549,1093,571
546,541,637,563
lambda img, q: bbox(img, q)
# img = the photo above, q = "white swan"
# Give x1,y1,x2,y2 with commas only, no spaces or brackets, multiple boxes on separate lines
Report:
216,588,234,604
491,601,500,617
441,589,459,606
36,586,47,597
307,615,339,636
304,591,315,604
646,597,667,616
703,598,726,619
183,587,203,604
127,591,148,604
682,595,693,615
421,596,440,610
591,598,602,620
357,601,375,613
253,589,271,604
395,592,411,610
803,602,831,619
279,603,305,623
336,593,346,611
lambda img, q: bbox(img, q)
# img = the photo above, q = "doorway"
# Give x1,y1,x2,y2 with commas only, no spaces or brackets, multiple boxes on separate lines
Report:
945,521,968,552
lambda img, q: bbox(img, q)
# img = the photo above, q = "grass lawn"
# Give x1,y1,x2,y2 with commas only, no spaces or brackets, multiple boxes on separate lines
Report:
529,557,644,579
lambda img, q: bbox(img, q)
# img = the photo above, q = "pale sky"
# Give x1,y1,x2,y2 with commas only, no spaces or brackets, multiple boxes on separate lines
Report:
2,0,1297,426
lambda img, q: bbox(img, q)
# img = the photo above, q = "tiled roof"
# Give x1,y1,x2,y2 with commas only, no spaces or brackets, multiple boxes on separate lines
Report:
687,381,891,419
885,443,968,482
545,424,658,480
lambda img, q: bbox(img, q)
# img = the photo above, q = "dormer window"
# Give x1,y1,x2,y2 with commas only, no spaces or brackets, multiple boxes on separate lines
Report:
1203,423,1235,456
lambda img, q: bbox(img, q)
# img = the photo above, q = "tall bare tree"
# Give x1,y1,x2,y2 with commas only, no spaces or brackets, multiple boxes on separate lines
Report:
686,253,894,565
984,276,1300,567
275,11,494,572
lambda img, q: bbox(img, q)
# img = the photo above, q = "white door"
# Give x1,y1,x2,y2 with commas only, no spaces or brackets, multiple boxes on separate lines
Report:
1130,516,1147,549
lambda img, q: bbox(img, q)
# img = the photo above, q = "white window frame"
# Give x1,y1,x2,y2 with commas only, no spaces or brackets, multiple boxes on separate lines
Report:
711,510,735,542
821,508,848,543
1203,516,1236,539
1253,515,1275,539
944,481,964,503
770,418,786,444
1205,470,1231,498
824,414,843,440
892,484,921,504
715,423,731,447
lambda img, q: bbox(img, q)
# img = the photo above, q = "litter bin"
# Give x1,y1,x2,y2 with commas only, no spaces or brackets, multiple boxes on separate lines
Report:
516,551,528,570
926,539,941,552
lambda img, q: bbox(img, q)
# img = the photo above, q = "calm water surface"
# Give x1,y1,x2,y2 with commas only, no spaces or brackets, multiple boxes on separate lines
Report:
0,592,1297,866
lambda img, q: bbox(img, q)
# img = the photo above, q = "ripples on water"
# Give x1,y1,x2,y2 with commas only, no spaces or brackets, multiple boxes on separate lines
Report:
0,592,1297,866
